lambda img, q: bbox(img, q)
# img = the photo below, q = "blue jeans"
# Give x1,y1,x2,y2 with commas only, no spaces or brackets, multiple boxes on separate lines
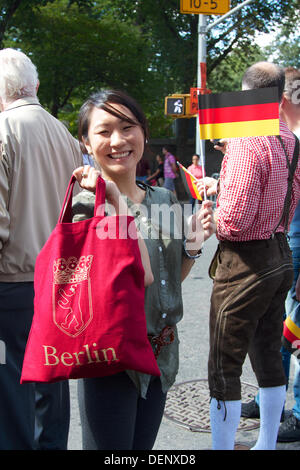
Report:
284,246,300,419
163,177,176,192
255,246,300,419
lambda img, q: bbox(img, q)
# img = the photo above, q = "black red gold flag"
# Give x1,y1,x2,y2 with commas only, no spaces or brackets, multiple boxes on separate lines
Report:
197,87,280,140
178,163,202,201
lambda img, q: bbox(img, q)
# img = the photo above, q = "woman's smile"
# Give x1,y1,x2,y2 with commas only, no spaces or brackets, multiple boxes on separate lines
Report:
108,150,132,160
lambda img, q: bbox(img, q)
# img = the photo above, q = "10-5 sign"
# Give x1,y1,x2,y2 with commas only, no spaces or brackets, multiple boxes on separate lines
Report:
180,0,230,15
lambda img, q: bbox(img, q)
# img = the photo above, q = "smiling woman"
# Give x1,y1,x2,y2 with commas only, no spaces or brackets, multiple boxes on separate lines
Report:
71,89,215,450
77,90,149,198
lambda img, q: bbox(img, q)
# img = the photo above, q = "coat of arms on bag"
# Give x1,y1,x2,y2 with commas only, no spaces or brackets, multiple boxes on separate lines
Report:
52,255,94,337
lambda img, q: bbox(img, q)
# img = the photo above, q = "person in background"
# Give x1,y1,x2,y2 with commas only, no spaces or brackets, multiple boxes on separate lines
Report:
72,89,215,450
136,156,150,183
162,146,177,196
147,154,164,186
0,48,82,450
187,154,205,211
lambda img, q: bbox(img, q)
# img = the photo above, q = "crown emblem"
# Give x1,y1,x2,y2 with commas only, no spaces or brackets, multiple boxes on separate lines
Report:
53,255,93,284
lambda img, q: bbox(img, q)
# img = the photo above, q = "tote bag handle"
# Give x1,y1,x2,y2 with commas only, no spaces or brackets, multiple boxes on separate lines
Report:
59,174,106,223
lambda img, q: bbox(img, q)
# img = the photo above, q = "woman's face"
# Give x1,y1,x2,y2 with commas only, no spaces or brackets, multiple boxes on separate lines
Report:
84,103,145,179
192,155,199,165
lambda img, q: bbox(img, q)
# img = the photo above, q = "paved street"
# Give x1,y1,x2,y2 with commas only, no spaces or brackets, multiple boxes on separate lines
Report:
68,235,300,451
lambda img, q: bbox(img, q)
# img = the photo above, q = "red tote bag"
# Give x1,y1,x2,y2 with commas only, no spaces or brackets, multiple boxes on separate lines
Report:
21,175,160,383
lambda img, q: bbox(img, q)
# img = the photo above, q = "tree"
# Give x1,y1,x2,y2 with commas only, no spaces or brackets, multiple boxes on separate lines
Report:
96,0,298,143
5,0,152,125
0,0,93,48
263,20,300,69
100,0,298,92
2,0,298,141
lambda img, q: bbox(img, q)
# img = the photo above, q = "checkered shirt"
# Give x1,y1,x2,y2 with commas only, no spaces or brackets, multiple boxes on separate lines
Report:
217,120,300,241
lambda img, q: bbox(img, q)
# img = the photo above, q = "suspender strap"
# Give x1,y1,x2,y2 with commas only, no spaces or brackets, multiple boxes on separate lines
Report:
272,134,300,237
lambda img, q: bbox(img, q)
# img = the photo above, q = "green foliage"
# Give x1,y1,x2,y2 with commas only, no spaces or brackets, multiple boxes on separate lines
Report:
1,0,299,138
208,43,267,93
5,0,152,120
263,20,300,69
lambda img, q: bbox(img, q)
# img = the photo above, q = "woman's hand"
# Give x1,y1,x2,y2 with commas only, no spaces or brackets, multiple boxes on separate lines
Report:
185,200,216,254
73,165,123,212
73,165,100,192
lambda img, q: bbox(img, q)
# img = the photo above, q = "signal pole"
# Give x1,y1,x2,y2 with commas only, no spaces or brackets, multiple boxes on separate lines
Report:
195,0,255,157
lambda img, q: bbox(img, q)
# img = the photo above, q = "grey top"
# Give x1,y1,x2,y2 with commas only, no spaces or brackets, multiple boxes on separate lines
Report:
72,183,187,398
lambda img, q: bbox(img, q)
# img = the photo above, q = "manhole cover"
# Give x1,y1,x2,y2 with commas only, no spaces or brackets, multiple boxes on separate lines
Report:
164,379,259,433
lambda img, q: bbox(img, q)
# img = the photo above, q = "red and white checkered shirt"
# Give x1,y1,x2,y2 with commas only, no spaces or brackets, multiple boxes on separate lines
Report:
217,120,300,241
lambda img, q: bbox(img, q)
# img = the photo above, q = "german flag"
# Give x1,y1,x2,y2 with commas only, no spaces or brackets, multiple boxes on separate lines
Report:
198,87,280,140
282,311,300,351
178,163,202,201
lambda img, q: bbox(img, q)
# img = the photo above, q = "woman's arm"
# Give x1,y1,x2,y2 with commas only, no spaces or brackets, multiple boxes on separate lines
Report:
146,168,160,182
137,236,154,287
181,200,216,281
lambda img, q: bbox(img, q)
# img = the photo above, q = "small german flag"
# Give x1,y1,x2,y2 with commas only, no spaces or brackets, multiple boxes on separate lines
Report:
198,87,280,140
178,163,202,201
283,311,300,351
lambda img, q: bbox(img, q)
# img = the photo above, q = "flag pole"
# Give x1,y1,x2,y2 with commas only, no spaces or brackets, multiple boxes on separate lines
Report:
197,15,207,201
197,89,207,201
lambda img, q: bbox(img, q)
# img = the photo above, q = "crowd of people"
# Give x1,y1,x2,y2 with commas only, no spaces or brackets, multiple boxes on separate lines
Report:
0,47,299,451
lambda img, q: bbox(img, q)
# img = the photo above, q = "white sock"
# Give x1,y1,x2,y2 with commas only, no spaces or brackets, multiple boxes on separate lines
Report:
251,385,286,450
210,398,241,450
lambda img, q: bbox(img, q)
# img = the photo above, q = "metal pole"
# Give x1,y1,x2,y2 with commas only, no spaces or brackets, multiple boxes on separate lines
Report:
207,0,255,31
196,14,208,201
196,14,207,157
195,0,256,157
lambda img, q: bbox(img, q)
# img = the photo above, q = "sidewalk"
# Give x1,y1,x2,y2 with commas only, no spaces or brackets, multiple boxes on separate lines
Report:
68,236,300,451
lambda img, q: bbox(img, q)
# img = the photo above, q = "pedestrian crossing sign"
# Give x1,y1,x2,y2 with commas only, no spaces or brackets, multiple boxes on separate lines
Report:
165,96,185,116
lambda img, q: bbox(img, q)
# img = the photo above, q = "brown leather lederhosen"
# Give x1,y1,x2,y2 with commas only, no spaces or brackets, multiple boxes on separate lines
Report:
208,135,299,402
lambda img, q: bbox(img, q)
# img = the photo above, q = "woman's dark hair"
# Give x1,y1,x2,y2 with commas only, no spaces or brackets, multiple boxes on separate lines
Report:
78,89,149,144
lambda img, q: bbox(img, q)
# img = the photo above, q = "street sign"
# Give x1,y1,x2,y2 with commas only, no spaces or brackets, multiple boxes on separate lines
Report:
165,96,185,116
190,87,211,114
180,0,230,15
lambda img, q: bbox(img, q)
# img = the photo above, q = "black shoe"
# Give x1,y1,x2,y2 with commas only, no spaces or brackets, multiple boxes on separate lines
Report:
241,399,260,419
241,399,285,422
277,414,300,442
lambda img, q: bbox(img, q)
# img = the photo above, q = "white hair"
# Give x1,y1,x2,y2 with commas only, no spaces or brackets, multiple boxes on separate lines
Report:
0,48,39,103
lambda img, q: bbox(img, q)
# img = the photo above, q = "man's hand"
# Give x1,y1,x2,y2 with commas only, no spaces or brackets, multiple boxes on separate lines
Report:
197,177,218,198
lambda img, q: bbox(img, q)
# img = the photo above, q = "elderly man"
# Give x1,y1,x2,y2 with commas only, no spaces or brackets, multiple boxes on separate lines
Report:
201,62,300,450
0,48,82,449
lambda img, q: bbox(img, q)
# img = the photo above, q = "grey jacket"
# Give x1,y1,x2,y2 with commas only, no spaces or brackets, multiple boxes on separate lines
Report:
0,96,82,282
